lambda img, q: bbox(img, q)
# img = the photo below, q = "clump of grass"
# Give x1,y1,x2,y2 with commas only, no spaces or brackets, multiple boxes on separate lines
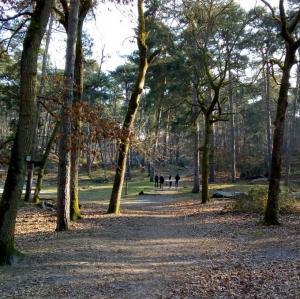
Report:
228,187,299,214
279,190,300,214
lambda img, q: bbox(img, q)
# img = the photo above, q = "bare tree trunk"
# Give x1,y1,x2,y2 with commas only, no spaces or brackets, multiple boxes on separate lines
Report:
284,54,300,186
192,85,200,193
192,120,200,193
33,121,59,203
265,47,297,225
70,2,91,221
202,115,211,203
164,111,170,160
209,122,216,183
262,52,273,178
284,120,290,186
150,97,162,181
229,69,236,183
24,14,54,202
107,0,159,214
40,112,50,151
0,0,53,265
262,2,300,225
86,125,92,176
57,0,80,231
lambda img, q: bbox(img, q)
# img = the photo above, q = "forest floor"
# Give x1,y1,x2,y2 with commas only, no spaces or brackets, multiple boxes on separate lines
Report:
0,189,299,298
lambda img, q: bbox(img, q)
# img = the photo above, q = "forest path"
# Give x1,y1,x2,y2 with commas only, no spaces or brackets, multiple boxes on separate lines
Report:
0,193,299,298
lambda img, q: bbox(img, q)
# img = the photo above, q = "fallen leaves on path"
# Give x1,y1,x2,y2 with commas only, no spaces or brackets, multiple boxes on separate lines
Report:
0,196,299,298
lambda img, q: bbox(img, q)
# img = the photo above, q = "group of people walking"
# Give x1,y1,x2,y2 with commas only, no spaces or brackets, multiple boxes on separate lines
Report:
154,174,180,189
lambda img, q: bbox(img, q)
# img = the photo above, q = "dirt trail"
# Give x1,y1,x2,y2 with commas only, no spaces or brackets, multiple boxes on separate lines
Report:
0,192,299,298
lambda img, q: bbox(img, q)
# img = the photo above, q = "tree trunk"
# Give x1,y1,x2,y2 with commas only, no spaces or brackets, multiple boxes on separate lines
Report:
24,13,54,202
284,54,300,185
264,46,296,225
229,69,236,183
209,122,216,183
57,0,80,231
86,125,92,176
192,120,200,193
0,0,53,265
192,85,200,193
150,98,162,182
262,53,273,178
107,0,155,214
70,3,91,221
24,162,34,202
202,115,211,203
33,121,60,203
284,122,290,186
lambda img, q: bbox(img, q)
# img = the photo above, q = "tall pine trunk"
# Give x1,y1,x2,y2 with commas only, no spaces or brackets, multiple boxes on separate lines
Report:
284,54,300,186
192,120,200,193
262,50,273,177
263,2,300,225
57,0,80,231
0,0,53,265
107,0,159,214
70,2,91,221
192,85,200,193
201,115,211,203
151,97,162,181
24,14,54,202
209,123,216,183
33,121,60,203
265,47,297,225
229,69,236,183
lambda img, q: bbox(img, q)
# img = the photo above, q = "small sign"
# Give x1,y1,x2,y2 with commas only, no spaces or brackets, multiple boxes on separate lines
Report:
26,155,32,162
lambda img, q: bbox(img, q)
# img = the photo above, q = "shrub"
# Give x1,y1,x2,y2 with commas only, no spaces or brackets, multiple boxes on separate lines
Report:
228,187,299,214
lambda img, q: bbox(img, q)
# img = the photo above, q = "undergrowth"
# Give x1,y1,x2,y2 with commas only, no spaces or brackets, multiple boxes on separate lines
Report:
227,187,300,214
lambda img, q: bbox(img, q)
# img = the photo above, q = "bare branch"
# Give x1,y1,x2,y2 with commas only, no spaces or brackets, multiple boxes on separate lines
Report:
147,48,161,64
260,0,281,23
288,9,300,33
0,11,32,22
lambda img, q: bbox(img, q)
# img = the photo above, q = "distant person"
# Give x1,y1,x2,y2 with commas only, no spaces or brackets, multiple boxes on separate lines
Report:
175,174,180,188
154,174,159,188
169,175,172,188
159,175,165,189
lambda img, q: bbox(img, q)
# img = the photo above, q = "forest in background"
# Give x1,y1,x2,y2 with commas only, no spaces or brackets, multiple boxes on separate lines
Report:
0,0,300,268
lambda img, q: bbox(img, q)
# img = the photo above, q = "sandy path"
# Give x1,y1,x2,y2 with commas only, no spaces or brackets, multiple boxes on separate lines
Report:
0,192,299,298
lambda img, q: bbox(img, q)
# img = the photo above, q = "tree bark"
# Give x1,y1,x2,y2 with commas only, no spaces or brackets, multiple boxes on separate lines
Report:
261,47,273,178
150,96,162,181
192,120,200,193
70,1,91,221
209,122,216,183
229,69,236,183
57,0,80,231
107,0,157,214
192,85,200,193
265,46,296,225
24,13,54,203
33,121,60,203
284,54,300,186
0,0,53,265
201,115,211,203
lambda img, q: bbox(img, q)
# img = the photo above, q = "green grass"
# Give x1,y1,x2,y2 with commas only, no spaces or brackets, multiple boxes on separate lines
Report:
39,174,160,204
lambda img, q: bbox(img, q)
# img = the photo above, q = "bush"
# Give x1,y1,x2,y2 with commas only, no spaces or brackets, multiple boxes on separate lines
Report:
228,187,299,214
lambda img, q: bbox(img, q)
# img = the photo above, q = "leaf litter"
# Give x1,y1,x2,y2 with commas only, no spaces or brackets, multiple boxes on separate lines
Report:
0,194,299,298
